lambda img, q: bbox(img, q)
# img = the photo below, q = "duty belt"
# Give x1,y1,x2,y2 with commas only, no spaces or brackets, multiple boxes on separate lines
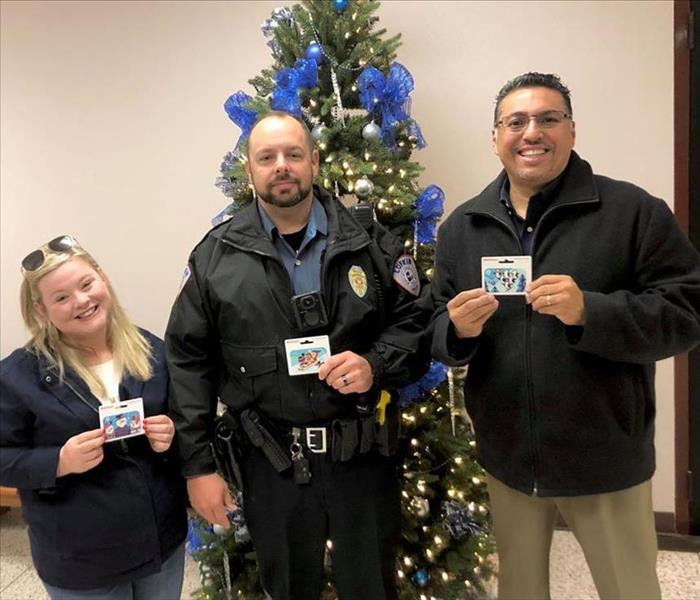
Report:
288,414,386,462
237,406,399,474
301,426,328,453
239,409,292,473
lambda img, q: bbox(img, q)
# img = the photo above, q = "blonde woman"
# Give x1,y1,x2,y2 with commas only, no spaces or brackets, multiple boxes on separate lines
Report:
0,235,187,600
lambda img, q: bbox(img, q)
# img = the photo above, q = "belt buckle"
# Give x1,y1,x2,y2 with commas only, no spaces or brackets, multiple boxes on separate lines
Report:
305,427,327,453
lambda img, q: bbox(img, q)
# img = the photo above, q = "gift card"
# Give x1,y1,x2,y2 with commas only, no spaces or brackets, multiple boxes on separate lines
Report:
481,256,532,295
98,397,145,443
284,335,330,376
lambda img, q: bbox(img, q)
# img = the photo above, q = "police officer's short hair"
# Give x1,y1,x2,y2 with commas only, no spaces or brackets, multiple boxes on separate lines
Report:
493,72,573,126
247,111,315,155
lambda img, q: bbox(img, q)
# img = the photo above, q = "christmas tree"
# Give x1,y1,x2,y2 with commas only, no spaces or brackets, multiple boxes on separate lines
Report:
187,1,495,598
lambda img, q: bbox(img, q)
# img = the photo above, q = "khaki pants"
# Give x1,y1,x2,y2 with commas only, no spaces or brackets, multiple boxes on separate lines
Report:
486,474,661,600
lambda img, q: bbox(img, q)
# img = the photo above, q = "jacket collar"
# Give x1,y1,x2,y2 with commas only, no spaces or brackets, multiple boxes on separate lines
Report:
215,185,371,254
35,349,144,430
464,151,600,218
320,186,372,253
257,194,328,241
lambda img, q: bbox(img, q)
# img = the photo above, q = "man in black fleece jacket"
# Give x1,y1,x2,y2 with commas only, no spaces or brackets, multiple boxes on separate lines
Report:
429,72,700,600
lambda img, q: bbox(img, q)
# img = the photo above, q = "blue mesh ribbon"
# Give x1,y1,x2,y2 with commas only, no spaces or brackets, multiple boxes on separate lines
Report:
185,517,213,554
224,91,257,148
270,58,319,117
415,185,445,244
442,500,485,540
407,119,426,149
295,58,318,88
358,63,423,148
398,361,448,407
261,7,293,57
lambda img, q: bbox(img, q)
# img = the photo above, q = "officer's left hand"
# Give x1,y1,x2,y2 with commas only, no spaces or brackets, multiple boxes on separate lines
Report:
526,274,586,326
143,414,175,453
318,351,373,394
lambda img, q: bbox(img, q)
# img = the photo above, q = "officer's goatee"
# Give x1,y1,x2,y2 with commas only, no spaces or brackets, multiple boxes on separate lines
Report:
258,176,311,208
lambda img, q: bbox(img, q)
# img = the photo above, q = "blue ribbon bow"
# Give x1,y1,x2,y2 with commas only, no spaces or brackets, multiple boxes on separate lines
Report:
415,185,445,244
358,63,425,148
261,7,293,57
398,361,448,407
223,91,257,149
185,517,213,554
270,58,319,117
442,500,485,540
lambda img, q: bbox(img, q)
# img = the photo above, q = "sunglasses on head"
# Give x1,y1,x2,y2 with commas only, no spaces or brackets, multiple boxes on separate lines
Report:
21,235,80,273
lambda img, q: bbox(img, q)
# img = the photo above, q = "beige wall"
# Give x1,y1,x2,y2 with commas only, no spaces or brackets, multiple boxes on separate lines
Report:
1,1,675,511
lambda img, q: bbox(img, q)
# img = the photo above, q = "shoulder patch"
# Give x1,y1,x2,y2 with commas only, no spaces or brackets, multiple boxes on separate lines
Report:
177,263,192,296
392,254,420,297
211,204,234,227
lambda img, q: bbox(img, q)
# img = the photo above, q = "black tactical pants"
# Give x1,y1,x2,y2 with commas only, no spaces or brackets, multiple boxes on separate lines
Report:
241,445,401,600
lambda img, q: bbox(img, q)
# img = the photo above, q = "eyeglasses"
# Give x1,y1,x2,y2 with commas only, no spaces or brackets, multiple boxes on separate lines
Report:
21,235,80,272
495,110,571,133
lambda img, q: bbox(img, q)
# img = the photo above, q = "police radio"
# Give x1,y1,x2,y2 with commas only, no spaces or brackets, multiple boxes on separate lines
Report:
349,201,375,231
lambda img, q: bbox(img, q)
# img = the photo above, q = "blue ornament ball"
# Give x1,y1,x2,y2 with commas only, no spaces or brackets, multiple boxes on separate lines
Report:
305,42,323,64
411,568,430,588
334,0,349,12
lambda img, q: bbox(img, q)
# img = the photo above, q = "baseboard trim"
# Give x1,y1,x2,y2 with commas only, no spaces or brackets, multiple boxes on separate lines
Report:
555,510,699,552
654,511,675,533
654,510,700,551
657,531,700,552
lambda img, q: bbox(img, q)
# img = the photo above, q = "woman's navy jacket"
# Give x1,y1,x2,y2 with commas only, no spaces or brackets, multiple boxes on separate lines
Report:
0,330,187,590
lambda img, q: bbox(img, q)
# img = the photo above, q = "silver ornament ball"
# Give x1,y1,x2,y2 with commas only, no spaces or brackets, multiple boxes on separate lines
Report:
362,122,381,142
411,496,430,518
354,177,374,199
311,123,327,142
212,523,227,536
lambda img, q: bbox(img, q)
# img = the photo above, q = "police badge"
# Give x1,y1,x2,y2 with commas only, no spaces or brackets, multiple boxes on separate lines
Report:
348,265,368,298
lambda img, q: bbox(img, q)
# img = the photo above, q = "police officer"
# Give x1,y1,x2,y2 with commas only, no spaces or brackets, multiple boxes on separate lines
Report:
165,111,429,600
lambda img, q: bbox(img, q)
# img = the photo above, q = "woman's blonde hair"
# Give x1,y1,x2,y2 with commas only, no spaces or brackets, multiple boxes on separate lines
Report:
20,241,153,397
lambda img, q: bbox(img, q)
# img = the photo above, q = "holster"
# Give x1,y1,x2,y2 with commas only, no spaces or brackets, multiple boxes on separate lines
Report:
331,419,359,462
239,408,292,473
330,394,400,462
359,413,377,454
375,393,400,457
212,410,246,491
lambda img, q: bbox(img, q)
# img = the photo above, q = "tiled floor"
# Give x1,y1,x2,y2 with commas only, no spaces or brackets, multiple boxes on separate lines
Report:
1,507,698,599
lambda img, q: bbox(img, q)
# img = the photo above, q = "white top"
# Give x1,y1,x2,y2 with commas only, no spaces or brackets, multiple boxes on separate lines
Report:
89,359,122,405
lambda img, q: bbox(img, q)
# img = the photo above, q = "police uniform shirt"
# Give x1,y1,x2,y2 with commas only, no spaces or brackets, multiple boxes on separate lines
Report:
257,195,328,294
